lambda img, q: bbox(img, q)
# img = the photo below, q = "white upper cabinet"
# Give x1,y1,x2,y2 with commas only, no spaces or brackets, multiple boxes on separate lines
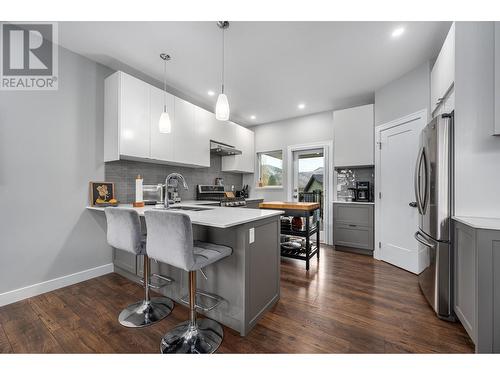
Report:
104,71,253,169
333,104,374,167
194,105,219,143
104,71,150,161
431,23,455,114
222,122,255,173
119,72,150,159
173,97,210,167
495,22,500,136
150,85,175,161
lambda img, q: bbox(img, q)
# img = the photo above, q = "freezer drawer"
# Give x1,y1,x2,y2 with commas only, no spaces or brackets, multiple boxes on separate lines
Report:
334,223,374,250
416,230,453,319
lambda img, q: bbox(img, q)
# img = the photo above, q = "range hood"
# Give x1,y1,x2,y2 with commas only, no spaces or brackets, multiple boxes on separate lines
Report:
210,141,242,156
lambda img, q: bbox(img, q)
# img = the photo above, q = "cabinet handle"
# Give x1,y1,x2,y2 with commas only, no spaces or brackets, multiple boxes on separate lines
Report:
348,224,357,227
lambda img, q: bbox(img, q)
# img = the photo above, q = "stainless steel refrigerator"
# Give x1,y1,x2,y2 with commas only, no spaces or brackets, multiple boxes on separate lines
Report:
414,112,454,320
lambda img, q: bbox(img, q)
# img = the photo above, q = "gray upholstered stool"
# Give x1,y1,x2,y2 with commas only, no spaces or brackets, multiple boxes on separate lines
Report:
104,207,174,328
145,210,232,354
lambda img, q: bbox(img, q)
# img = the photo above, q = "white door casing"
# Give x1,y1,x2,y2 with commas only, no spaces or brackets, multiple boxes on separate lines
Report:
374,110,427,274
286,141,333,245
292,148,325,241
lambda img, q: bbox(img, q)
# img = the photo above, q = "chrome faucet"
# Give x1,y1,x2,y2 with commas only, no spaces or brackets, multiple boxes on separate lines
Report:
164,173,189,209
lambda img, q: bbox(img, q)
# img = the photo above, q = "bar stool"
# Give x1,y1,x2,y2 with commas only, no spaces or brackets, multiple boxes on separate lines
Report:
144,209,232,354
104,207,174,328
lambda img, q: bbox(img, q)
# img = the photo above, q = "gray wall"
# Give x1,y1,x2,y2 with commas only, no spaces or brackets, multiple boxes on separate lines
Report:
243,110,334,202
105,155,243,203
454,22,500,217
374,61,431,126
0,46,113,295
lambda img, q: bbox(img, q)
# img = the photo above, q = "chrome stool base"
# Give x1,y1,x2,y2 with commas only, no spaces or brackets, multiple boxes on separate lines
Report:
160,319,223,354
119,296,174,328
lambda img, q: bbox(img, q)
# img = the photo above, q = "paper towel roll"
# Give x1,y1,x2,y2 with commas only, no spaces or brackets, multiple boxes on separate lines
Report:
135,175,143,203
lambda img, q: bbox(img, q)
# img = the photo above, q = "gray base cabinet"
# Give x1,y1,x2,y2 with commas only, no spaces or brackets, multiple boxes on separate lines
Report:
454,220,500,353
333,203,374,251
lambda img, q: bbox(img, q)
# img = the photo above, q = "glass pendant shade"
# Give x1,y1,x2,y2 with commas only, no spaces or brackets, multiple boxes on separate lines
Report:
215,93,230,121
159,111,172,134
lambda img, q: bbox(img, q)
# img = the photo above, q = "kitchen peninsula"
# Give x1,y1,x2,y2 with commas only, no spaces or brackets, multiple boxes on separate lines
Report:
87,203,283,336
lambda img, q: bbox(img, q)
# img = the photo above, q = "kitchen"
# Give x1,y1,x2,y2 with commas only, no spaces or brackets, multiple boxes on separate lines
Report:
1,4,500,371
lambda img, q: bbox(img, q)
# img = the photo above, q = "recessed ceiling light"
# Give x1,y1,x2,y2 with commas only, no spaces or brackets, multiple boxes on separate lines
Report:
250,115,256,120
298,103,305,110
391,27,405,38
207,90,215,96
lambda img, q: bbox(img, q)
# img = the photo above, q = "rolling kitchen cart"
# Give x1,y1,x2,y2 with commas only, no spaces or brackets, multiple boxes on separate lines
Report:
259,202,320,270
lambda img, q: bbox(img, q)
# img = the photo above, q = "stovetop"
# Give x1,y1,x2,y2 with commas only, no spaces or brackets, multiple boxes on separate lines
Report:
196,185,246,207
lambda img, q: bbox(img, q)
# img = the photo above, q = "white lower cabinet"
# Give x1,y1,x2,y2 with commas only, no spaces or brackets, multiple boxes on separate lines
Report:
105,71,254,169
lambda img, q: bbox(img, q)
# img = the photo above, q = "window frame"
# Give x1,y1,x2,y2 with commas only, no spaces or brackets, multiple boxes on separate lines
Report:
256,150,284,189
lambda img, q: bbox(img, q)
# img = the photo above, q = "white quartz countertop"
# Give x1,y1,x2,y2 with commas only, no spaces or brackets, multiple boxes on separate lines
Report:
453,216,500,231
87,203,284,229
333,201,375,205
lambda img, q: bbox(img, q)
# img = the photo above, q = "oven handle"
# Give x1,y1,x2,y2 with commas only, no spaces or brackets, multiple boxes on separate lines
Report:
414,231,435,248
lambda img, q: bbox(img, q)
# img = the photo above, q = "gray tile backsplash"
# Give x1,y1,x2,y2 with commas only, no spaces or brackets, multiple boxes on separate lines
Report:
105,155,244,203
336,167,375,201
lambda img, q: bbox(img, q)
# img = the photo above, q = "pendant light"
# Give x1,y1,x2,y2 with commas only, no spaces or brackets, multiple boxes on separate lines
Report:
216,21,230,121
159,53,172,134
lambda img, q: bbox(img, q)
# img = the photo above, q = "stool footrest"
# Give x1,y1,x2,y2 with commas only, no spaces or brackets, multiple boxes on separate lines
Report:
141,274,174,290
180,289,225,312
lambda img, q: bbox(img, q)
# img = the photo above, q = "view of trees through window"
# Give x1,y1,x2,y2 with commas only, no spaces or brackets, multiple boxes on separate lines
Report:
259,151,283,186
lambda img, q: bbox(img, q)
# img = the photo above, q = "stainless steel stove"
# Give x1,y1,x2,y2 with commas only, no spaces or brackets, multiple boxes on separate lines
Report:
196,185,246,207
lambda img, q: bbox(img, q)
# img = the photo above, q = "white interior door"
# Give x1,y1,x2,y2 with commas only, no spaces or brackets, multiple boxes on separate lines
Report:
378,114,426,274
292,148,325,241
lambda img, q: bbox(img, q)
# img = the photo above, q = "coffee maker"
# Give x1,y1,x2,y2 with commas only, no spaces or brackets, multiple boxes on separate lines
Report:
355,181,370,202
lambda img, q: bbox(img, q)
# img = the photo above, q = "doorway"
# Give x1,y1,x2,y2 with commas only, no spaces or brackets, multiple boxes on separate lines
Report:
287,142,333,245
374,110,427,274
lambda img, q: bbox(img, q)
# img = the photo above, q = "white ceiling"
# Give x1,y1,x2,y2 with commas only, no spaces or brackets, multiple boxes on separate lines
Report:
58,21,451,126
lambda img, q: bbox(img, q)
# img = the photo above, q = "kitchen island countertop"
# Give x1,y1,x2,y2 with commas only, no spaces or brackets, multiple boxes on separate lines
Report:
87,203,283,229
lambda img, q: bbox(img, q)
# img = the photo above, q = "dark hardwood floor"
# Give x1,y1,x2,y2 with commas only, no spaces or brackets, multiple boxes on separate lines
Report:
0,246,474,353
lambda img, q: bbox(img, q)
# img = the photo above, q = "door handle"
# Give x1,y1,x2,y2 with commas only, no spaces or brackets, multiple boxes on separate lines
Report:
414,231,435,248
409,202,417,207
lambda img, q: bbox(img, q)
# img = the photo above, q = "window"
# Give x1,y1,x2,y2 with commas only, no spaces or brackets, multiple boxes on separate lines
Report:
258,150,283,187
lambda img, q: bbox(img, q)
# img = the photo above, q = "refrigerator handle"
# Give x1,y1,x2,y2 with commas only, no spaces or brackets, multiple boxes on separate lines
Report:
414,231,435,248
421,147,429,215
414,147,424,215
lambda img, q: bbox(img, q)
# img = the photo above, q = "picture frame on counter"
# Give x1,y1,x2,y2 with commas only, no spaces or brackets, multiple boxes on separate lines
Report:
89,181,118,206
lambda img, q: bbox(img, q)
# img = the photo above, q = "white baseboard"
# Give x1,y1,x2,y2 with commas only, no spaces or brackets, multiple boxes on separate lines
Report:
0,263,114,307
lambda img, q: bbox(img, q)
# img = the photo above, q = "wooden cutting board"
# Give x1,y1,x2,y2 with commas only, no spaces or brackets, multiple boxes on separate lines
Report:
259,201,320,211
